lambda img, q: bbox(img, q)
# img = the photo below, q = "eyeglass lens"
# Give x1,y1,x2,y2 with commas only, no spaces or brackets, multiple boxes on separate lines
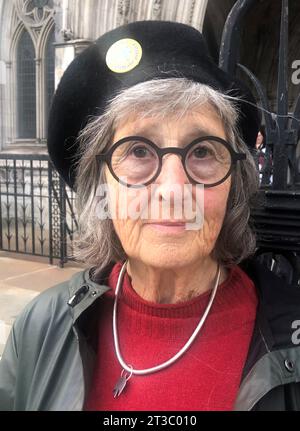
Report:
110,139,232,186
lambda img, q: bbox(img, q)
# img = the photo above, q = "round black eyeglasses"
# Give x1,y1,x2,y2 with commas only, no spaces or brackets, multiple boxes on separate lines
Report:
96,135,246,188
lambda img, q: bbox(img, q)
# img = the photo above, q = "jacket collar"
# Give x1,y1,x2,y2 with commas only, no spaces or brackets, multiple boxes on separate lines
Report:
67,264,113,323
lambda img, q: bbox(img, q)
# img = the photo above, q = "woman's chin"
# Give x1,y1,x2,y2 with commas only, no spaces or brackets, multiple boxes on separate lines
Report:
138,247,197,269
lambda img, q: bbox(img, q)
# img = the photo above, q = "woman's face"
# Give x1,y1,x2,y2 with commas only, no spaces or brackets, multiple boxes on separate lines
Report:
104,105,231,269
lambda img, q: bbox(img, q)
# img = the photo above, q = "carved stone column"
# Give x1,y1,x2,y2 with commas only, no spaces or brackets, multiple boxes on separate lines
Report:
5,61,13,146
0,60,6,151
173,0,208,30
35,57,43,144
53,0,65,43
190,0,208,30
152,0,162,19
117,0,131,26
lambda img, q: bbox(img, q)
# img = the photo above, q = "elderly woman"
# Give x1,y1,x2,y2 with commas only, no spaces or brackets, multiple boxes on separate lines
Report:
0,21,300,412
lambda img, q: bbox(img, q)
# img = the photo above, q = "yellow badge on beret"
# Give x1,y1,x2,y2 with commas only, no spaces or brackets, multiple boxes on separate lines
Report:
106,38,142,73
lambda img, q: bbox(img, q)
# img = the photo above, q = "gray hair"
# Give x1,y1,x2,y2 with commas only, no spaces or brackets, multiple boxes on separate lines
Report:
74,78,259,274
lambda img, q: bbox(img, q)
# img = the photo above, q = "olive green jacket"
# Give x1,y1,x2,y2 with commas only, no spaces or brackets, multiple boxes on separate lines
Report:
0,259,300,411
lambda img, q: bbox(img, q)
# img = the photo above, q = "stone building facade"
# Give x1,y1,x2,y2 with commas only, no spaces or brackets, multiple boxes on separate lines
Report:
0,0,215,153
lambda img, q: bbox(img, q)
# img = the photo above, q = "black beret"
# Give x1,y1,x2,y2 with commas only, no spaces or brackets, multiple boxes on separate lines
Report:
47,20,260,189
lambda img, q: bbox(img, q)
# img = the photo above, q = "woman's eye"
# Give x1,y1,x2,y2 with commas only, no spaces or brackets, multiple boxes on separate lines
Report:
131,146,150,158
193,147,212,158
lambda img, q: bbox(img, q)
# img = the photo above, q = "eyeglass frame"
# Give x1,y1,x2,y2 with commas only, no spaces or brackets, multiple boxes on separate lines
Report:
96,135,246,188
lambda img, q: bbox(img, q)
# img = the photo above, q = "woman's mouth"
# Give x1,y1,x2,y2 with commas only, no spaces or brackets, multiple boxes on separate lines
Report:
144,221,187,233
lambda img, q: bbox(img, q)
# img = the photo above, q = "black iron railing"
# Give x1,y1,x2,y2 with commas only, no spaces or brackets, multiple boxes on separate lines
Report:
0,153,77,266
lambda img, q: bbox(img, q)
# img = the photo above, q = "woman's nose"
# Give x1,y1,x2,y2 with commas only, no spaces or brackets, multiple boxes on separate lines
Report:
156,153,189,186
153,154,190,210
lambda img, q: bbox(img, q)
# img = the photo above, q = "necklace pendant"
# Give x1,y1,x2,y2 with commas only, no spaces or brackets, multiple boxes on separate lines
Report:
113,369,132,398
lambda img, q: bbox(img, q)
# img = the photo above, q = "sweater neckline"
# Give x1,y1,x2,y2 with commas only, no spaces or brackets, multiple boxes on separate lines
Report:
108,261,251,319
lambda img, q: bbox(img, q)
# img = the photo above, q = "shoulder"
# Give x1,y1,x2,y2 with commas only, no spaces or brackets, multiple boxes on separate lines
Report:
11,270,88,348
239,255,300,311
0,269,92,410
239,255,300,300
239,255,300,349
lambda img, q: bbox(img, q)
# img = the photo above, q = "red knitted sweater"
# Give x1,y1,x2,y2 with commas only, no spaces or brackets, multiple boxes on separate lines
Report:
84,261,257,411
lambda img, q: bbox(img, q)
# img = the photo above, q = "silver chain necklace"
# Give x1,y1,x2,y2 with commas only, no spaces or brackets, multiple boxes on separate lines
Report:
112,259,221,398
